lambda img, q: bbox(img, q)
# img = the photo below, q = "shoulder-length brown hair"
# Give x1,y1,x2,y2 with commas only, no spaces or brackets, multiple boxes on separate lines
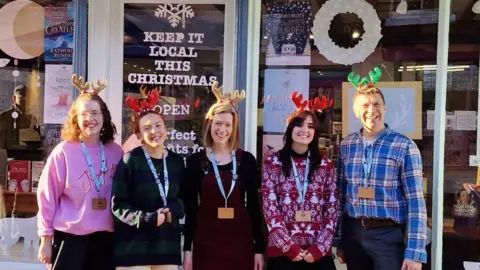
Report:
61,94,117,144
203,103,240,150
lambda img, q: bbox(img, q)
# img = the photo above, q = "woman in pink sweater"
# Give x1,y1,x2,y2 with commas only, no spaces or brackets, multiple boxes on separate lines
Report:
36,75,123,270
262,92,339,270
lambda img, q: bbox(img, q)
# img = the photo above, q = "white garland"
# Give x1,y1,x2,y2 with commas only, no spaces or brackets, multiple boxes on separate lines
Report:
312,0,382,66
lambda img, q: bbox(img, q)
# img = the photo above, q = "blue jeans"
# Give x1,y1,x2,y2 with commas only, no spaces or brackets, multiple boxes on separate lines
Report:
342,216,405,270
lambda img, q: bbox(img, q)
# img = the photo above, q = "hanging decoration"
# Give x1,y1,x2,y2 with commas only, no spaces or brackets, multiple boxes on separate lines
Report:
311,0,382,66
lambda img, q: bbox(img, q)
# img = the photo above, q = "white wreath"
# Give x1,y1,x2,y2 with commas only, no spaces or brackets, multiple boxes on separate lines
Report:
312,0,382,66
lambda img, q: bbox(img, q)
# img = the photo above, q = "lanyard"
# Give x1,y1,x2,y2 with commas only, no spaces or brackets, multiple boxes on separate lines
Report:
291,151,310,205
142,147,169,207
210,150,237,208
80,142,107,195
362,140,374,177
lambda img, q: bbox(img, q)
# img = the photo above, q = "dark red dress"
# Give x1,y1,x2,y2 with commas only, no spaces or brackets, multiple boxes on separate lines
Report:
183,149,264,270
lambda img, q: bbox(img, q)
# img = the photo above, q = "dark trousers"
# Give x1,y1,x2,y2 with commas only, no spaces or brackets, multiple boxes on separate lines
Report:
50,230,115,270
343,216,405,270
267,255,336,270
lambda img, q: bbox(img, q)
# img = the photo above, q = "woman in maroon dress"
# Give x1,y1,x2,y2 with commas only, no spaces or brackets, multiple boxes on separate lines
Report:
182,82,265,270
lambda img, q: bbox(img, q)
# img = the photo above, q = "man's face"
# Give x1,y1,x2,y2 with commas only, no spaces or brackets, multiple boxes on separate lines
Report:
13,94,25,109
353,93,386,133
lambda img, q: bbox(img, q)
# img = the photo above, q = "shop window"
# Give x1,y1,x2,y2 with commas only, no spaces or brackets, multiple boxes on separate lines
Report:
0,0,74,266
120,3,226,159
257,0,480,269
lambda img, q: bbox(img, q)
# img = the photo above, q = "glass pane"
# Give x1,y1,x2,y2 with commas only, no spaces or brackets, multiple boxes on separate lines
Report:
258,0,439,268
121,3,226,160
0,0,74,267
441,1,480,268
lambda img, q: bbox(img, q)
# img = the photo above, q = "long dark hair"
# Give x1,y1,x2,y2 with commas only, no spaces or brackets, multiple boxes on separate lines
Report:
278,110,322,182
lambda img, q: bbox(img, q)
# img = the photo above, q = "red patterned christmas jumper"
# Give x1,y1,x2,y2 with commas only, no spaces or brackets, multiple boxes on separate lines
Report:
262,151,339,261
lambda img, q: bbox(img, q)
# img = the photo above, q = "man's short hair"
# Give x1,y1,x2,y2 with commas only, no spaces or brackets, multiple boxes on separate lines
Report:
353,85,386,105
13,85,27,97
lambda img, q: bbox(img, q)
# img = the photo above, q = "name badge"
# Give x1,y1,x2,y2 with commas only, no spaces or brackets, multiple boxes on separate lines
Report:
218,208,234,219
92,198,107,210
295,210,312,222
358,187,375,199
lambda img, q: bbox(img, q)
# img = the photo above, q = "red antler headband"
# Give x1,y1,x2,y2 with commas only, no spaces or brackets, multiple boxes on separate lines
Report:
291,91,334,113
125,85,161,115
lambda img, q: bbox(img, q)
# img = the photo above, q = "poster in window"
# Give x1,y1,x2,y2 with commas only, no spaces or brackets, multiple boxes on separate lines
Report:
43,65,74,124
263,69,309,133
262,134,284,162
43,124,62,159
263,1,312,66
122,4,224,158
452,187,478,237
44,2,74,63
342,82,422,139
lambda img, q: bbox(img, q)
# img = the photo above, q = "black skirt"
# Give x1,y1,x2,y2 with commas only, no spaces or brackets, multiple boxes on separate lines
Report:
50,230,114,270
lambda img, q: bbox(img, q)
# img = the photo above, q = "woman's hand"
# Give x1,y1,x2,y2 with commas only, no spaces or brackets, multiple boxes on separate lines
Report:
303,252,314,263
38,236,52,264
183,251,193,270
254,253,264,270
157,209,166,226
161,208,172,223
293,250,307,262
336,248,346,264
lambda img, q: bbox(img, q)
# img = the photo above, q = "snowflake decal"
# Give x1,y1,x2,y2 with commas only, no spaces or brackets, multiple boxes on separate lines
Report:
154,4,195,29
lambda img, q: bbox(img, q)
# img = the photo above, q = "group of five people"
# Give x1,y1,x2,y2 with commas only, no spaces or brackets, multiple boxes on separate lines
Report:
36,69,427,270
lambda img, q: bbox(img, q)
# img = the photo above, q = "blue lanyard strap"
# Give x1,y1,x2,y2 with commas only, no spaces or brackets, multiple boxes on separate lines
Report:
80,142,107,195
142,147,169,207
291,151,310,205
362,138,375,178
210,149,237,208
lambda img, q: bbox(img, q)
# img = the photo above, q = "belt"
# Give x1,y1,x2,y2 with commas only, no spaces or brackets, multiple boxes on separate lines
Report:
355,217,397,228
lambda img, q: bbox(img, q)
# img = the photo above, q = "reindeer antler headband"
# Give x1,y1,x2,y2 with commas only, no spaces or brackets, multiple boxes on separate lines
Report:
206,81,246,119
291,91,334,113
287,91,334,123
211,81,246,105
347,66,382,88
71,74,108,95
125,85,162,115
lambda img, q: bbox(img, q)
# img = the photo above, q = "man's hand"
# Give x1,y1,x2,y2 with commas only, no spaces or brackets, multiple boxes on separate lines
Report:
402,259,422,270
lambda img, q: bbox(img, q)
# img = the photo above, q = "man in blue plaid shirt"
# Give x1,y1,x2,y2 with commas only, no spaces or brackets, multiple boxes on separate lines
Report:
335,83,427,270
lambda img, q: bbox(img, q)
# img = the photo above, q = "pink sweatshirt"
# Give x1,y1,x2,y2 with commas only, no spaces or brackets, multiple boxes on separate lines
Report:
37,141,124,236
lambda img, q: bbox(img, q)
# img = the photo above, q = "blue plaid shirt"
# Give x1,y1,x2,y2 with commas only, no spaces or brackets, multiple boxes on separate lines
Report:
335,125,427,263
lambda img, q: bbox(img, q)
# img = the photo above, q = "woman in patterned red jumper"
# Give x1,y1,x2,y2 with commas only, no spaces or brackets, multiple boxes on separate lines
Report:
262,91,339,270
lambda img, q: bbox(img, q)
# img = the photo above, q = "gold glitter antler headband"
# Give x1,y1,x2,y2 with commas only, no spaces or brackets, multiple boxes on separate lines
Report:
211,81,246,104
71,74,108,95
